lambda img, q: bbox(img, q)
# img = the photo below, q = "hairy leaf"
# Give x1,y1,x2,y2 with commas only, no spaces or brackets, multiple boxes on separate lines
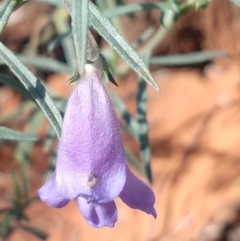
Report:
0,126,38,141
0,42,63,138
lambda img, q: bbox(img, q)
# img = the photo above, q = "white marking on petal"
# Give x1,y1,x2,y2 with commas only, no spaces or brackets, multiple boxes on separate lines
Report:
87,173,98,188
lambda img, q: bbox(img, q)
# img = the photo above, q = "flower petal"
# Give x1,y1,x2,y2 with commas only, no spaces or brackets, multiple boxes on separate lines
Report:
77,197,117,228
55,69,127,202
37,172,70,208
119,168,157,218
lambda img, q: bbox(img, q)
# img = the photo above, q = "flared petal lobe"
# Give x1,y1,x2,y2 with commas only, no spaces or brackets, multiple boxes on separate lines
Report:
37,172,70,208
78,197,118,228
119,168,157,218
53,70,127,202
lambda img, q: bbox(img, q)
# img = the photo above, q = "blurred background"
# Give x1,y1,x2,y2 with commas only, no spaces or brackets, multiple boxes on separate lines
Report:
1,0,240,240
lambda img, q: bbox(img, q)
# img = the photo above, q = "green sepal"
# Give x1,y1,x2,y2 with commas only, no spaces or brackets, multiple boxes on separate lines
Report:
100,54,118,87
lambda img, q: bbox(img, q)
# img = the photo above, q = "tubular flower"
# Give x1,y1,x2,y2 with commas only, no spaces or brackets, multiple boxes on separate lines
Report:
37,63,157,228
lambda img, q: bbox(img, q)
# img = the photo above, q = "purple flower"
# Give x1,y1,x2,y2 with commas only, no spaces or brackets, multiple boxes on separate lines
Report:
37,64,157,228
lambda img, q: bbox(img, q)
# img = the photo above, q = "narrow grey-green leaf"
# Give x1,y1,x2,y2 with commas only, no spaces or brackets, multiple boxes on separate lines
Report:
53,5,76,70
11,170,20,200
16,55,71,73
0,126,38,141
72,0,89,76
61,0,99,63
44,97,67,152
47,30,71,55
0,213,13,237
107,88,139,139
230,0,240,6
20,161,29,200
161,8,177,29
15,110,45,162
137,52,152,182
150,51,227,66
195,0,209,9
132,27,155,49
0,0,12,15
42,0,165,18
103,2,164,18
0,0,17,34
0,42,63,138
61,0,71,13
0,73,32,99
89,2,159,91
95,0,107,10
40,0,60,6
